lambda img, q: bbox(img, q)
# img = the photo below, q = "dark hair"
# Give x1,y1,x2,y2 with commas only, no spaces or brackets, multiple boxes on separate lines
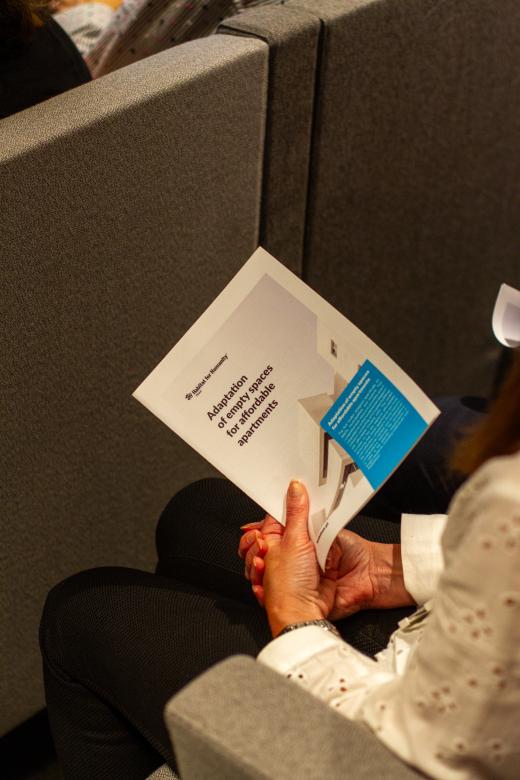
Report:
451,350,520,475
0,0,50,47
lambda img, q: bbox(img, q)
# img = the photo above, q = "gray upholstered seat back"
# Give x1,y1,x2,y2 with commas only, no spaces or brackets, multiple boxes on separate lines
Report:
219,5,320,272
0,35,267,733
287,0,520,396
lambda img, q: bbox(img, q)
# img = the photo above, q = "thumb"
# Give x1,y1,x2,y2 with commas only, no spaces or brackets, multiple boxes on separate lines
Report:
283,480,310,545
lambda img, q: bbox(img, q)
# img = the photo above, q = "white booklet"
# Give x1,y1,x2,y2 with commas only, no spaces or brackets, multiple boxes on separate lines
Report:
492,282,520,348
134,248,439,568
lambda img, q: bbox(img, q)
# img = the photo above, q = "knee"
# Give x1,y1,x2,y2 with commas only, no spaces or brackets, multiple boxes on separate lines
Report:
40,570,88,676
39,567,129,676
155,477,241,554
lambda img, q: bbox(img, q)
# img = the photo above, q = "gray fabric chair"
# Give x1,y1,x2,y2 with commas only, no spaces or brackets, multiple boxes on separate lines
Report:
219,5,320,271
285,0,520,397
0,34,270,735
222,0,520,397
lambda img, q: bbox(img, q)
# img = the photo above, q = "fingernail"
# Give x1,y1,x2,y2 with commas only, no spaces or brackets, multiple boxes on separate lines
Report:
288,480,304,497
240,522,257,530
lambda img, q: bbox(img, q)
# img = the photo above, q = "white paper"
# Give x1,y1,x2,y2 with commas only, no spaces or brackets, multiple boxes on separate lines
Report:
492,283,520,348
134,248,439,568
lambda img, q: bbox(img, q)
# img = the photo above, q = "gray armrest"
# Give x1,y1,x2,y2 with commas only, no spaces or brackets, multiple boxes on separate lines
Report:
165,655,422,780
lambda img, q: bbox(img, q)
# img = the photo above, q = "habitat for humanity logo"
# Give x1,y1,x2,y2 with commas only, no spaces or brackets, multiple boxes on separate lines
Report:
185,354,228,400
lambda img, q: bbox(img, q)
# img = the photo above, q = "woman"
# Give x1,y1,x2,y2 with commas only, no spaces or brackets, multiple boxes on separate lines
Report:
50,0,283,78
0,0,90,119
40,353,520,779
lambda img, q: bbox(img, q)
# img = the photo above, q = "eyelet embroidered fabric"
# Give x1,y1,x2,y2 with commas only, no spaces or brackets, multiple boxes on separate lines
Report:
87,0,240,75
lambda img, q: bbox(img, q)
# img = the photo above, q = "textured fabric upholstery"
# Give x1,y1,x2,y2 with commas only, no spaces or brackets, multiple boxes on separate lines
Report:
288,0,520,396
166,655,422,779
0,35,268,734
146,765,178,780
219,5,320,274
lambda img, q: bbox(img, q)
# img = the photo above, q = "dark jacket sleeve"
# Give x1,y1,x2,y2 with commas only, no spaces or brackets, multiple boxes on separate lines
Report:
0,16,91,120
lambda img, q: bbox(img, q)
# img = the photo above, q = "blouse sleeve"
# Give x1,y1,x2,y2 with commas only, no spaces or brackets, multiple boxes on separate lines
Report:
400,513,447,604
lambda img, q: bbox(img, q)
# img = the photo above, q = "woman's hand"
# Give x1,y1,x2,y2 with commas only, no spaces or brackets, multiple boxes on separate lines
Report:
239,491,415,621
238,485,326,615
238,514,283,593
326,532,415,619
261,481,337,637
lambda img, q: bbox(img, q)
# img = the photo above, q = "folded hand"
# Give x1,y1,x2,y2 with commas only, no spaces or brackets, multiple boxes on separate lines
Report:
238,488,414,623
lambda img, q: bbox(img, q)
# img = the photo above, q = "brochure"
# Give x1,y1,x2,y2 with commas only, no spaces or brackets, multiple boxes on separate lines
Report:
492,282,520,348
134,248,439,568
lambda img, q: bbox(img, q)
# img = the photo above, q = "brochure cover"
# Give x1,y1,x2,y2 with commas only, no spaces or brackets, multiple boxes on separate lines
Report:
134,248,439,568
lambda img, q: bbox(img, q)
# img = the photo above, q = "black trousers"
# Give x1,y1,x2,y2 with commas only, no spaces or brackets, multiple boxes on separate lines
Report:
39,396,484,780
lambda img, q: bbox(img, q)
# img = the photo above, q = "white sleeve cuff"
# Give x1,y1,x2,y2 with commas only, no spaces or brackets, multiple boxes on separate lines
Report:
257,625,379,678
401,513,448,604
257,626,342,674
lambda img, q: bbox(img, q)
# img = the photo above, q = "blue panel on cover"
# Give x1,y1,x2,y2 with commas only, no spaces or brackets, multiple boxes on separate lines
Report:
320,360,428,490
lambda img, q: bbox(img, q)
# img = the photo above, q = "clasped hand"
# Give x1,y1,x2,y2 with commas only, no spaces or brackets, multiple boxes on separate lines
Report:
238,481,413,637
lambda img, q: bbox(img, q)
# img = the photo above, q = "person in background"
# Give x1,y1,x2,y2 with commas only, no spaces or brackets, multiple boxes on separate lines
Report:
51,0,281,78
0,0,91,119
50,0,122,59
0,0,279,120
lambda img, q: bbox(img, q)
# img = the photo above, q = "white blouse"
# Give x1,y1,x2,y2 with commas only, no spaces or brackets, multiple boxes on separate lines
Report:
258,450,520,779
54,0,282,77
